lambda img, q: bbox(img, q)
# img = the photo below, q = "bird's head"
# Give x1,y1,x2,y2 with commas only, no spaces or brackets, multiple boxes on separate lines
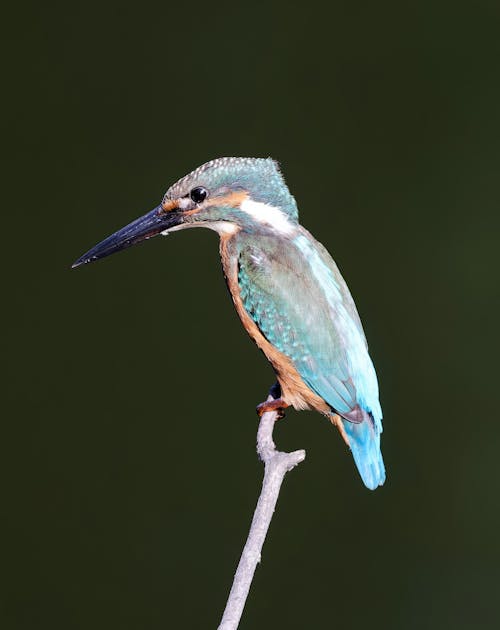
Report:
72,157,298,268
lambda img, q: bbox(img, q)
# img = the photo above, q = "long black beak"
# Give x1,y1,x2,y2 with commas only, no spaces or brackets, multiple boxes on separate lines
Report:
72,205,183,268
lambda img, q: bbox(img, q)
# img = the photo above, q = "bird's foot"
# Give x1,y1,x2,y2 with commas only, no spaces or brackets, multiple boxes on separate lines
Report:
256,398,289,420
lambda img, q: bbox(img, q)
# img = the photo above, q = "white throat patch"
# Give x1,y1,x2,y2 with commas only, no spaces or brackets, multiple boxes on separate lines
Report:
240,198,296,235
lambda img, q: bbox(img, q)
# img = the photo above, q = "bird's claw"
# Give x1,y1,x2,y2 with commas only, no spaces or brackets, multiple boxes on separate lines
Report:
256,398,288,420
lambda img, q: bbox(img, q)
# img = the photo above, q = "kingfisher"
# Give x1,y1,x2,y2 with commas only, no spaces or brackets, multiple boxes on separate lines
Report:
73,157,385,490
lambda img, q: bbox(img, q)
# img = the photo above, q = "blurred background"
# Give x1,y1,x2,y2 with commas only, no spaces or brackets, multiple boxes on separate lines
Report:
2,1,500,628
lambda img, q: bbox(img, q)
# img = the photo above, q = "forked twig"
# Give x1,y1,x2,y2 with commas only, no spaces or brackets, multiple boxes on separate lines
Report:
217,390,306,630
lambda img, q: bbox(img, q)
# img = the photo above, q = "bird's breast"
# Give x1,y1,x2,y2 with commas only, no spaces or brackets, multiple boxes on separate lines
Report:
218,233,330,414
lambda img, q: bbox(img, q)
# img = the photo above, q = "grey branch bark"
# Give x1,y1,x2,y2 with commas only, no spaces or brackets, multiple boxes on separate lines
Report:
217,395,306,630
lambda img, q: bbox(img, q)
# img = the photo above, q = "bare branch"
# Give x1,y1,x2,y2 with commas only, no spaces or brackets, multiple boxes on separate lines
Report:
217,395,306,630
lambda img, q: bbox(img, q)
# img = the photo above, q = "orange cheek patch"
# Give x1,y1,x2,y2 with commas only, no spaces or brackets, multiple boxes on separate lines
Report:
183,191,249,216
159,199,179,214
208,191,248,208
160,190,248,218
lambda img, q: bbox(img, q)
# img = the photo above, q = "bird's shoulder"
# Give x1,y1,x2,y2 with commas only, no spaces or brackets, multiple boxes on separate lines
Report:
235,227,364,336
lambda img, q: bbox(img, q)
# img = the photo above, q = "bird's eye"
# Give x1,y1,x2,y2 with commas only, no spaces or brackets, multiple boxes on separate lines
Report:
190,187,208,204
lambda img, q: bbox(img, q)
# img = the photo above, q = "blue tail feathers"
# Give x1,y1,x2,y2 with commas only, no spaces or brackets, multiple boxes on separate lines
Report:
342,415,385,490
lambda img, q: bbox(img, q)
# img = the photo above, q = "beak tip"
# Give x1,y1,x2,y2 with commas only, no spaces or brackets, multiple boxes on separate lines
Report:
71,255,95,269
71,204,175,270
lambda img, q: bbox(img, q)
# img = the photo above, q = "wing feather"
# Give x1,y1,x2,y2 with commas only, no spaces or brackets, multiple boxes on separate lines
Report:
237,229,381,426
236,228,385,489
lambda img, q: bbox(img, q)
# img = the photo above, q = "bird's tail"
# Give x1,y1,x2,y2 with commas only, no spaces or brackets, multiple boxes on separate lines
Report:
342,414,385,490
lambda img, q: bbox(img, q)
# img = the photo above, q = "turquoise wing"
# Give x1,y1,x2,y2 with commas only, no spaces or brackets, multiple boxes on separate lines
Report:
237,229,385,489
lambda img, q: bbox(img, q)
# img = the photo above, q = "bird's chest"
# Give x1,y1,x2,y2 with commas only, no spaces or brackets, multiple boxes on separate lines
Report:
219,236,325,410
219,236,293,365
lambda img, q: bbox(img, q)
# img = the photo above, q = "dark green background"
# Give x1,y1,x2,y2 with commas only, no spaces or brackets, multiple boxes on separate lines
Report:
3,1,500,628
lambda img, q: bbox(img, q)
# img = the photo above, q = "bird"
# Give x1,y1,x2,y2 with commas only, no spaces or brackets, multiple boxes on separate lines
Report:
73,157,385,490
